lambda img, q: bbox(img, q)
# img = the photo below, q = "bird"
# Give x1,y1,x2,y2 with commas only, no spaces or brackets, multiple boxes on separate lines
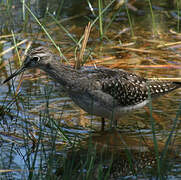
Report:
3,46,181,130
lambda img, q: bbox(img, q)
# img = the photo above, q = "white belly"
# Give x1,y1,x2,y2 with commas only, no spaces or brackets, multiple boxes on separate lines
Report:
69,91,149,121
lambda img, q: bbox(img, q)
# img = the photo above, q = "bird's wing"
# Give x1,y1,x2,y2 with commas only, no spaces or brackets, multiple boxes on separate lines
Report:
99,70,181,106
99,70,149,106
79,68,148,106
76,68,181,106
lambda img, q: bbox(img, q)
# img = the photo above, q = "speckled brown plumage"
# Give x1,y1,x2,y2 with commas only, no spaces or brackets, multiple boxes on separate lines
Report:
4,46,181,127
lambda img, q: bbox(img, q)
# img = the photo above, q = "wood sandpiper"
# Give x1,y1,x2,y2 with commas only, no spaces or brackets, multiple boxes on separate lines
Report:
3,46,181,130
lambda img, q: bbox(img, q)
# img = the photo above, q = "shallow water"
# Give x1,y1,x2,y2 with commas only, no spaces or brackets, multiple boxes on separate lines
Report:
1,0,181,179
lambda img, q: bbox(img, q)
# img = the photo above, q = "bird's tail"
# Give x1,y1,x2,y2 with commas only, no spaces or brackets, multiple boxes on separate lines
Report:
147,81,181,98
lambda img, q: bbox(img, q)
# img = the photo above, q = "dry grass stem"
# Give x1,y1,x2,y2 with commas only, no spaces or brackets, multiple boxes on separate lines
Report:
0,39,28,57
75,22,91,69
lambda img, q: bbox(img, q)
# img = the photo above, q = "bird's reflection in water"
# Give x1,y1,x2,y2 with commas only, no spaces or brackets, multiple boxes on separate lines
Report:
56,129,180,179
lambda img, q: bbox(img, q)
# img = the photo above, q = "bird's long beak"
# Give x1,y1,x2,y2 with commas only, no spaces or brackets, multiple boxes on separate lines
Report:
3,65,26,84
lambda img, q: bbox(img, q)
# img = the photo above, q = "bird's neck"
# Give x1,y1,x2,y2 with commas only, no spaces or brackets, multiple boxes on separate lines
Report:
40,62,80,88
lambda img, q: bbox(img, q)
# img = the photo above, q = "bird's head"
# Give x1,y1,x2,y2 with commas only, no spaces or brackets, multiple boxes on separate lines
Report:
3,46,55,83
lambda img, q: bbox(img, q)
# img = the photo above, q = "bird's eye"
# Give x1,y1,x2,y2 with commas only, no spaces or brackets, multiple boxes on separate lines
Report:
32,56,40,62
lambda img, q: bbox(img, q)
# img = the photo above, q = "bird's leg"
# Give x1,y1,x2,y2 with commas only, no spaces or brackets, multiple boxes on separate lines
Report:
101,117,105,131
113,119,117,128
110,118,117,129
